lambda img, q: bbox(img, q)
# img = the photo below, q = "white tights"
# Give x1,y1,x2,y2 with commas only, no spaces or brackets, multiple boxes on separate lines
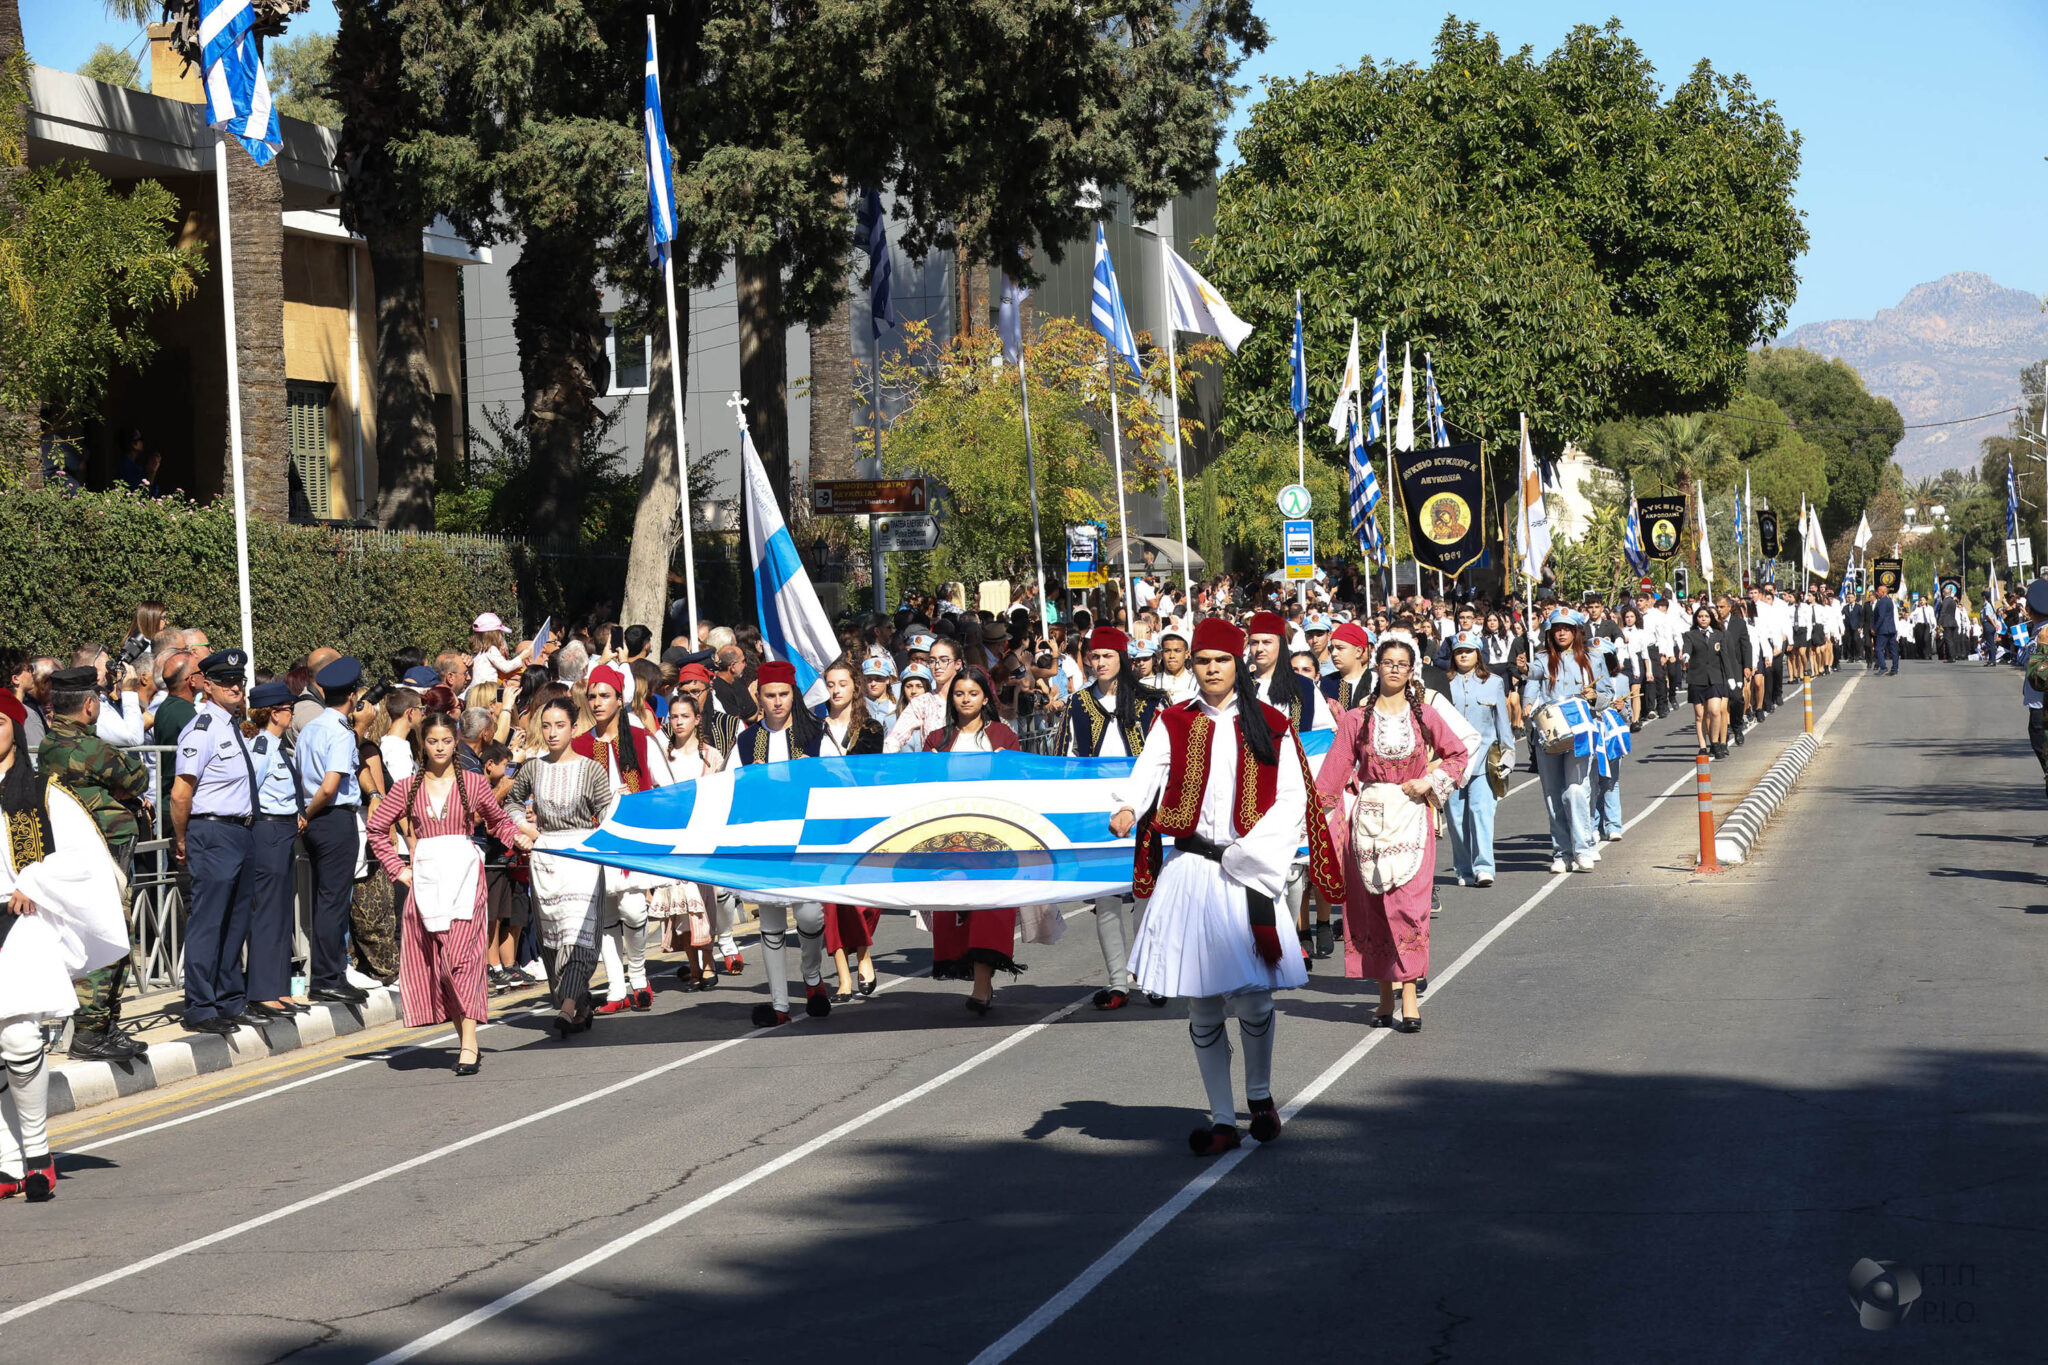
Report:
599,888,651,1000
1186,991,1276,1129
0,1017,49,1176
1092,895,1138,990
759,902,825,1011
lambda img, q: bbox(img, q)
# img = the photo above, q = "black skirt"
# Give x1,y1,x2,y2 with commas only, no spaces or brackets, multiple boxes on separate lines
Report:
1686,682,1721,705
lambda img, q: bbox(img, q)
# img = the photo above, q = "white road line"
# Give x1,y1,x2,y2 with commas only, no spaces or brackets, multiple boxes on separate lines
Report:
968,757,1710,1365
365,992,1096,1365
1813,674,1859,742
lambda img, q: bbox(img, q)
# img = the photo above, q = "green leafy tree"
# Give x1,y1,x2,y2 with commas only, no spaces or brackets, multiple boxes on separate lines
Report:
1746,346,1902,539
0,0,35,471
0,165,206,453
1208,17,1805,494
1189,431,1349,578
78,43,142,90
270,32,337,125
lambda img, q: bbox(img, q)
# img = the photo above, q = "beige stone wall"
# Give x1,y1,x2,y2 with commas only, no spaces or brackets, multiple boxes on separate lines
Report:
282,236,356,519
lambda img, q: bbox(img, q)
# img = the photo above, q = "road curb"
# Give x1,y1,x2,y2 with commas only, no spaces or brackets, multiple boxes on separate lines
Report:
1714,732,1820,867
49,985,404,1118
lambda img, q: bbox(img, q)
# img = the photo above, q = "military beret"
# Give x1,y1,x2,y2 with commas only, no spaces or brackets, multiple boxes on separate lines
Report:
200,648,248,681
248,680,294,709
2026,580,2048,618
315,656,364,690
50,665,99,690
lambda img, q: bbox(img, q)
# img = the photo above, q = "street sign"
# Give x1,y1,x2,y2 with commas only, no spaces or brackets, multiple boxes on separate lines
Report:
872,514,939,554
1282,519,1315,581
813,478,927,515
2008,536,2035,569
1276,483,1312,519
1066,525,1102,590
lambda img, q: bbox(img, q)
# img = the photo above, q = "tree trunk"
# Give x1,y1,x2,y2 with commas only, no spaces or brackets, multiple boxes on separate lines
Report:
810,291,855,483
622,273,689,638
224,147,290,520
509,230,605,547
365,221,436,528
0,0,40,480
736,251,788,507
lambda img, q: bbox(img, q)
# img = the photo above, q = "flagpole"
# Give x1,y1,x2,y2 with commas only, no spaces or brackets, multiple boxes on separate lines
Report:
1016,337,1051,633
1160,243,1194,614
1385,331,1399,604
1105,336,1135,623
214,133,256,684
1518,412,1532,624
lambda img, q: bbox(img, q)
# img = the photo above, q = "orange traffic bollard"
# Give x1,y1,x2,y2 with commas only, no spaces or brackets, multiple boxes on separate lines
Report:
1695,751,1719,873
1803,678,1814,734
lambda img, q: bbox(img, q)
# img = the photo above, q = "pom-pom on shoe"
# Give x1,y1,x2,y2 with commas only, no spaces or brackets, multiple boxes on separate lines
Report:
751,1003,792,1028
1188,1124,1242,1157
1248,1097,1282,1144
805,984,833,1018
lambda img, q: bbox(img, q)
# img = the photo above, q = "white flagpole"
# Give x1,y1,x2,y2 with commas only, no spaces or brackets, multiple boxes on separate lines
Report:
214,134,256,684
1385,331,1399,604
1105,337,1135,622
1161,242,1194,613
1017,341,1050,633
660,245,699,644
1519,412,1532,623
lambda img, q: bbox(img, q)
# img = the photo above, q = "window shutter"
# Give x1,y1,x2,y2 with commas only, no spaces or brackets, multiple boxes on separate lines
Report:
287,383,331,518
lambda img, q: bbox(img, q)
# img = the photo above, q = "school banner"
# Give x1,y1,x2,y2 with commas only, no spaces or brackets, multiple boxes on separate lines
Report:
1872,557,1902,594
1393,441,1486,577
1757,509,1781,560
1636,495,1687,561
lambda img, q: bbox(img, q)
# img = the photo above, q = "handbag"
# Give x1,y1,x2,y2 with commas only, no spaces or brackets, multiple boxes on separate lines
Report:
1486,741,1512,799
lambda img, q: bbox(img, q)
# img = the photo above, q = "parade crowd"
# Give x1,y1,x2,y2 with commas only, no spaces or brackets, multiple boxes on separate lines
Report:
0,560,2015,1196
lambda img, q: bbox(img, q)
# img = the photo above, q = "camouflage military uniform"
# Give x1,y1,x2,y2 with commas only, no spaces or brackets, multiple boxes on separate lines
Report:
39,716,148,1033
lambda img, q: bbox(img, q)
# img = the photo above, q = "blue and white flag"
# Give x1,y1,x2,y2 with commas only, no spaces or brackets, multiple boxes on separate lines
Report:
1424,352,1450,446
641,24,677,267
998,272,1027,368
561,732,1338,909
1623,481,1649,576
1555,697,1598,759
1594,705,1633,778
2009,455,2021,541
856,188,897,340
1290,293,1308,422
741,421,838,706
198,0,280,165
1348,416,1387,565
1364,329,1389,445
1090,224,1142,380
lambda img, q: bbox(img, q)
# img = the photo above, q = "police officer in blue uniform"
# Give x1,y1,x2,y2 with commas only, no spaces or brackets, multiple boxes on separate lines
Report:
296,657,368,1004
245,679,308,1020
169,649,262,1035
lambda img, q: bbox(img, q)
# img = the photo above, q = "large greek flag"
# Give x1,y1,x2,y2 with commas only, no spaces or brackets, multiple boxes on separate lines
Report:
1091,225,1142,380
1364,330,1389,445
856,188,897,339
1348,416,1386,565
741,423,837,706
564,733,1336,908
1623,483,1649,575
1289,293,1309,422
1424,352,1450,447
642,24,676,266
198,0,280,165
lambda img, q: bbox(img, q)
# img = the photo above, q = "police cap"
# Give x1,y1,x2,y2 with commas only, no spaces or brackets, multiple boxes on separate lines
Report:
199,649,248,682
248,680,294,709
2026,580,2048,619
315,656,364,691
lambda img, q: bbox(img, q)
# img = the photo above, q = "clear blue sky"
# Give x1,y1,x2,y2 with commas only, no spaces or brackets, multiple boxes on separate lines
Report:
21,0,2047,333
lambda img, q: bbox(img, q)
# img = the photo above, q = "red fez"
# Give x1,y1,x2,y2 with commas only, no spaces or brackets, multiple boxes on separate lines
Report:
675,663,712,686
1087,627,1129,655
0,691,24,729
1191,617,1246,658
1332,622,1372,652
756,660,798,688
587,663,628,696
1244,611,1287,640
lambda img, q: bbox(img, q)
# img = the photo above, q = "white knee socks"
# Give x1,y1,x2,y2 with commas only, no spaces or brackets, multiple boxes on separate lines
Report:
1233,990,1276,1103
1187,995,1236,1128
1093,895,1133,989
0,1017,49,1175
793,902,825,990
759,903,791,1011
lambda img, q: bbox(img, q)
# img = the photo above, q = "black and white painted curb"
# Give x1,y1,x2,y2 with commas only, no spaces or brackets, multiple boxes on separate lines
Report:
49,985,403,1118
1714,732,1820,867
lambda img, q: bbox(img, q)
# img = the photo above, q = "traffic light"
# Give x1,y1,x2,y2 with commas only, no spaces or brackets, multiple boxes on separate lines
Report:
1673,565,1691,599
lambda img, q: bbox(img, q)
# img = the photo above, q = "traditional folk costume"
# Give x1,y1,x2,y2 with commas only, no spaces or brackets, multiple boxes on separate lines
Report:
0,710,129,1200
508,750,615,1030
676,663,744,971
1245,612,1339,965
737,661,835,1026
653,735,724,981
366,769,527,1029
921,718,1025,983
818,708,886,984
1065,627,1165,1008
1115,619,1344,1154
1312,688,1468,1014
575,665,677,1012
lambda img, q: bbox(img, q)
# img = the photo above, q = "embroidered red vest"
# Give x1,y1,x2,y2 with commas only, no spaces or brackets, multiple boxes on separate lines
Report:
572,727,655,794
1131,700,1345,909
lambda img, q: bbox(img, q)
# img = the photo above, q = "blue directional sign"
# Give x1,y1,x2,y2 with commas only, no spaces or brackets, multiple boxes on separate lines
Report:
1283,519,1315,581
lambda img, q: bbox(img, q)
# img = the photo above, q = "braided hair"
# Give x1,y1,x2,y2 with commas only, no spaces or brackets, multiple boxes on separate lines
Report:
1231,658,1279,769
1361,638,1430,762
410,711,474,832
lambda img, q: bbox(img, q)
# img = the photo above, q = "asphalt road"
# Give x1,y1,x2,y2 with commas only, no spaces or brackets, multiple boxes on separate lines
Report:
5,656,2043,1363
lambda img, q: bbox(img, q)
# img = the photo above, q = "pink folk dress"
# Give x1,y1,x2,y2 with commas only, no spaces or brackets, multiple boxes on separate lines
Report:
1313,700,1469,984
367,770,528,1026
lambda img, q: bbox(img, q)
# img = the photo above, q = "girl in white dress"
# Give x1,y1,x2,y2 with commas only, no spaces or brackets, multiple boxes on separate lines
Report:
656,695,724,991
508,698,615,1038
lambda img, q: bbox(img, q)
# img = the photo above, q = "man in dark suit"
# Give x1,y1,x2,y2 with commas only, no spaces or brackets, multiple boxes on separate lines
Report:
1872,584,1900,676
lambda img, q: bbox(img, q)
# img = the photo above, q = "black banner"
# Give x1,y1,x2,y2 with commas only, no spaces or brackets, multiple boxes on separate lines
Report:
1757,510,1780,559
1872,557,1902,594
1393,442,1486,577
1938,573,1962,600
1636,496,1687,561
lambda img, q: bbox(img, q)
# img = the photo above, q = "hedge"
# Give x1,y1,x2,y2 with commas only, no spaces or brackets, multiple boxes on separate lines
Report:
0,485,703,672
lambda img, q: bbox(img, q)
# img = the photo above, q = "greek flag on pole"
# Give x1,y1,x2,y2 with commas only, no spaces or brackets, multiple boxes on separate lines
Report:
856,188,897,339
1091,225,1142,380
740,425,837,706
559,732,1338,908
1349,416,1387,565
198,0,280,165
1594,705,1633,778
1290,294,1309,422
642,28,677,267
2009,456,2020,540
1624,486,1649,576
1424,353,1449,446
1364,330,1389,445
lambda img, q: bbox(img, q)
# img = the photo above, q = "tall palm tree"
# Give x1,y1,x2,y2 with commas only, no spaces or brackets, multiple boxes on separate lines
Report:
1626,413,1730,494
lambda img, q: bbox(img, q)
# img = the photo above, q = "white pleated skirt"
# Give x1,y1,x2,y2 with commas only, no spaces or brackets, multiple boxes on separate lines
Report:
1128,851,1309,1000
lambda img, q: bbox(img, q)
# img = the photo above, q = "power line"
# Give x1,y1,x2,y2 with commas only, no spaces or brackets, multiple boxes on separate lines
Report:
1713,405,2025,434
